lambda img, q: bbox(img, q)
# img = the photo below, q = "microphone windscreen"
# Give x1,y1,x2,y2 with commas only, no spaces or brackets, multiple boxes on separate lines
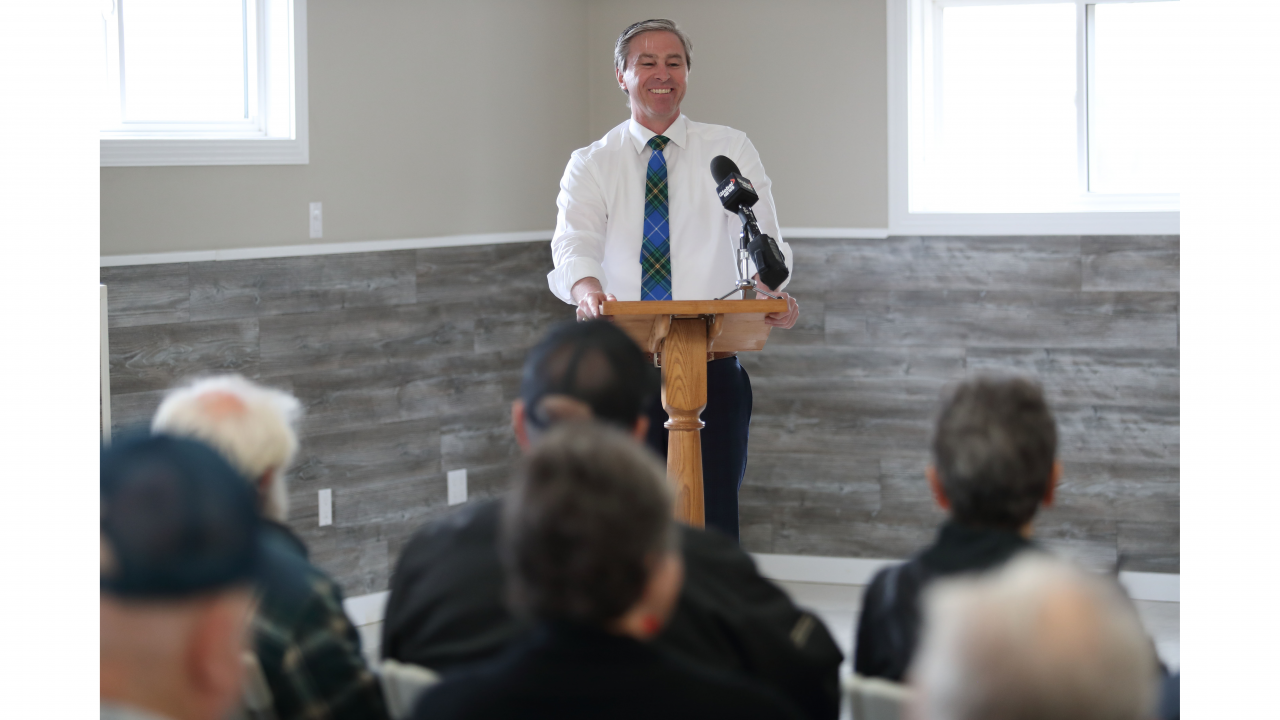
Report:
710,155,740,184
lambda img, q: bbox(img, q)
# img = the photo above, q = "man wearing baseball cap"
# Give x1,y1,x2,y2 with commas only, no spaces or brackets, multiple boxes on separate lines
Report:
101,435,265,720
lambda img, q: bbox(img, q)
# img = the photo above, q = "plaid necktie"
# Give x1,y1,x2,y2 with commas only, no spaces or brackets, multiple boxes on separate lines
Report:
640,135,673,301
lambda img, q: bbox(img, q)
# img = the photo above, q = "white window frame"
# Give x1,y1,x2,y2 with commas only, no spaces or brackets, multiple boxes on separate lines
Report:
888,0,1179,235
100,0,308,167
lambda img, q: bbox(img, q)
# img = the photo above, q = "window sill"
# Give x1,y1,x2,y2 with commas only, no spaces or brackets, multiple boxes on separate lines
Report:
889,209,1179,236
100,137,309,167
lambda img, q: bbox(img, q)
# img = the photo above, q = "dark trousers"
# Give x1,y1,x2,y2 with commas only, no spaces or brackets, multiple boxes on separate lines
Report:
644,357,752,541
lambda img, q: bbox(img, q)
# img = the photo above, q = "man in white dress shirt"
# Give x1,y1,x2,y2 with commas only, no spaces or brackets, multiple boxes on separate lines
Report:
548,19,800,541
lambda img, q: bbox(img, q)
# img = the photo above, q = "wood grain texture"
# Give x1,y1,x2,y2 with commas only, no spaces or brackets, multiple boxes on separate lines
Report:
1117,521,1180,573
108,318,259,395
415,243,554,304
792,236,1084,292
190,252,417,321
824,290,1179,349
101,263,190,328
1082,236,1179,292
739,235,1179,572
966,347,1179,406
104,234,1179,591
663,318,708,527
106,243,560,595
257,302,476,377
604,299,785,354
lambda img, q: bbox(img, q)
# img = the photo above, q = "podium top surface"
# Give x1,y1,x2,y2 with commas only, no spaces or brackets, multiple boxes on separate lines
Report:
601,299,788,316
601,298,788,353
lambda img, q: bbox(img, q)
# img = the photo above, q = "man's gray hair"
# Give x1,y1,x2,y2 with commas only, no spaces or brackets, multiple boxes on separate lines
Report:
151,374,302,522
614,18,693,82
912,555,1158,720
502,422,677,626
932,376,1057,528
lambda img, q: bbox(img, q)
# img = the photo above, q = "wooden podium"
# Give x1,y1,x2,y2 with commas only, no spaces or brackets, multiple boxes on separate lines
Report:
601,298,789,527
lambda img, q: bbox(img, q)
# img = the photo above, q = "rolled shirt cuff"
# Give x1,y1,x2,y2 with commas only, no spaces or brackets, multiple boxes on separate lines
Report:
547,256,607,305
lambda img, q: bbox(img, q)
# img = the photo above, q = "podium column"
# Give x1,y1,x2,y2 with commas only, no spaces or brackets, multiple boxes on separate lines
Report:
661,317,707,527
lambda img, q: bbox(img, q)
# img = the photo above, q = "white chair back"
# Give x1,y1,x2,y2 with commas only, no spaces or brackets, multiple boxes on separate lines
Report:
380,658,442,720
843,674,911,720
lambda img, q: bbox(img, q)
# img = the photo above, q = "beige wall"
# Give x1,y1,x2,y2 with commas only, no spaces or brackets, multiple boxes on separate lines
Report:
587,0,887,230
101,0,888,256
101,0,590,255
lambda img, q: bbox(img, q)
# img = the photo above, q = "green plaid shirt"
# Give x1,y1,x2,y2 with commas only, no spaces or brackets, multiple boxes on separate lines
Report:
254,521,388,720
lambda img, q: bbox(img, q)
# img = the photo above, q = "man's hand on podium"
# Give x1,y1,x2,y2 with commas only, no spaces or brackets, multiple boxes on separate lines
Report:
571,277,616,322
755,275,800,329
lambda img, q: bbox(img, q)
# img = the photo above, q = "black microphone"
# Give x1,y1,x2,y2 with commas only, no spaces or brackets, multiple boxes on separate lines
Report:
709,155,790,291
711,156,760,213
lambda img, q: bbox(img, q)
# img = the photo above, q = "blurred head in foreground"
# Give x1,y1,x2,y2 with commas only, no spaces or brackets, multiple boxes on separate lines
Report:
101,435,263,720
512,320,659,449
911,555,1157,720
930,376,1060,533
502,423,681,640
152,374,302,523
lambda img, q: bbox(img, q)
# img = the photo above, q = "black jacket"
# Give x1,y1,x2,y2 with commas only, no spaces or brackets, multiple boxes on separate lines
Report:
410,620,805,720
383,499,843,720
853,521,1037,682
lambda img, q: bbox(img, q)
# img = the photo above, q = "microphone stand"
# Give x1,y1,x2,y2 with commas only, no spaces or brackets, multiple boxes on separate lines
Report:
718,207,782,301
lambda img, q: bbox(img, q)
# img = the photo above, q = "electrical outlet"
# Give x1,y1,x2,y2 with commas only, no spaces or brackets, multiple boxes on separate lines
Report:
309,201,323,239
318,488,333,526
447,469,468,506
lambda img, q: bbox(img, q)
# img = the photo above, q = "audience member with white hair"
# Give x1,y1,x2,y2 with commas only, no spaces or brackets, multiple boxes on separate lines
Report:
911,555,1159,720
152,375,387,720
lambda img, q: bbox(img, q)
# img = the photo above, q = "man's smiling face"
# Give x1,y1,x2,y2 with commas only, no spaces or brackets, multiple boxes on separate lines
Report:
617,30,688,134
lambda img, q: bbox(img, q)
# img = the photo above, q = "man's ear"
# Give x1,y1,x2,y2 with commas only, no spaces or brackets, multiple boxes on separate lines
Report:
511,400,531,452
616,65,627,91
187,594,252,718
1043,460,1062,507
926,466,950,511
256,468,274,497
637,552,684,636
631,415,650,443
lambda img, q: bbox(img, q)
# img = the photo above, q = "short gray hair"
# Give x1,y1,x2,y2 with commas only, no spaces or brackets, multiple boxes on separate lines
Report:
502,422,677,626
912,555,1158,720
932,376,1057,528
151,374,302,522
614,18,693,82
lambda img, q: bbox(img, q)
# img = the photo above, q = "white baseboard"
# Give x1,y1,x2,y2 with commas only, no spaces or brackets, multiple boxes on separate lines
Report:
343,590,389,627
1117,571,1180,603
752,553,900,586
752,552,1179,603
100,230,553,267
780,227,890,239
101,228,899,267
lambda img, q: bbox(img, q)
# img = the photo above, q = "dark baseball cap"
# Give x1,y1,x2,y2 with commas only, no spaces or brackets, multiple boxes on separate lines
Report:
520,320,659,431
101,434,264,599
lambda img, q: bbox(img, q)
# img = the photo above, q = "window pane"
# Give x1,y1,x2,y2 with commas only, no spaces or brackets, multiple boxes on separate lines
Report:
1090,1,1182,194
923,3,1077,211
122,0,246,122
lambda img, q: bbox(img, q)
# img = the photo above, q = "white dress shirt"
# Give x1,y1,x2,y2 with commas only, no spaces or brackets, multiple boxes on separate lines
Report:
548,114,793,303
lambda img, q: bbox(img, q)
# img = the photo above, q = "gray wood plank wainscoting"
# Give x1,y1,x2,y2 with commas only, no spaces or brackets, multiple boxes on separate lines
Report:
102,235,1178,595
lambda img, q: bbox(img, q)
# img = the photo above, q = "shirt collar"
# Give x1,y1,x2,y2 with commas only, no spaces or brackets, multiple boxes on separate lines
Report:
627,114,688,154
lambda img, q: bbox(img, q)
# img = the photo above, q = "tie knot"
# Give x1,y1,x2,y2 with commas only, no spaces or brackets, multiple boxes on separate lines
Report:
647,135,671,152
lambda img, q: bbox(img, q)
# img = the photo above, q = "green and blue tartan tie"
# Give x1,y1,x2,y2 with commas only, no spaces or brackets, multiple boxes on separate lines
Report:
640,135,672,301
